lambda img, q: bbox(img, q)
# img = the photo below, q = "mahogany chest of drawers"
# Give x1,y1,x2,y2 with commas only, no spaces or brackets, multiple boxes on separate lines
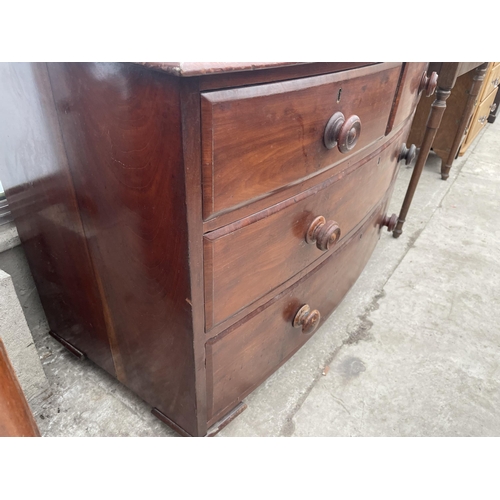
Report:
0,62,430,436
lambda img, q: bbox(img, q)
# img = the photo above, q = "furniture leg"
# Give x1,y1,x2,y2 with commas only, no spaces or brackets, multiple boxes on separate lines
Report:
393,87,451,238
441,62,488,180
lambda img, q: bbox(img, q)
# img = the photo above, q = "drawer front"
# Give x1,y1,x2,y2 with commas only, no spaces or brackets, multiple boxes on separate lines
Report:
463,88,498,152
206,200,388,422
201,62,402,220
479,62,500,103
204,121,410,331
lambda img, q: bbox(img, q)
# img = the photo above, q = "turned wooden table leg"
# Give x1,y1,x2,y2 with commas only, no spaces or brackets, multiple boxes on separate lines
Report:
393,87,451,238
441,62,488,180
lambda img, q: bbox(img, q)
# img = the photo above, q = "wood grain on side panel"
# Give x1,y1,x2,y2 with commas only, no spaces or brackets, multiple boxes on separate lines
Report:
0,63,116,376
386,62,428,134
46,63,199,436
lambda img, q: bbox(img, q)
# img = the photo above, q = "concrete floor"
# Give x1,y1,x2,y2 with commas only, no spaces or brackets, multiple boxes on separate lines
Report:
30,119,500,437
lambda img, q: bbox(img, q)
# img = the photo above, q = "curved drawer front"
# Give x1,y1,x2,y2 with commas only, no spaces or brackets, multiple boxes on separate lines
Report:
206,200,388,423
387,62,428,134
201,62,402,220
204,122,410,331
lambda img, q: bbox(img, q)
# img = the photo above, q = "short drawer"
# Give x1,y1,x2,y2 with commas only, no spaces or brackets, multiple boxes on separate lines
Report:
201,62,402,220
206,199,388,423
479,62,500,103
204,122,410,330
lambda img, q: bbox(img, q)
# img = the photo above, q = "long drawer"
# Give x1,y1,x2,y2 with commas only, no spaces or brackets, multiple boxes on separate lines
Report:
479,62,500,103
206,201,386,420
201,62,402,220
204,120,410,330
206,198,389,423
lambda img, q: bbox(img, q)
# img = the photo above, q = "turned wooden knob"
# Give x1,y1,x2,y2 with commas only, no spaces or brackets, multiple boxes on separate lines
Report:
293,304,321,335
382,213,398,232
398,143,417,165
306,216,341,251
419,71,438,97
324,112,362,153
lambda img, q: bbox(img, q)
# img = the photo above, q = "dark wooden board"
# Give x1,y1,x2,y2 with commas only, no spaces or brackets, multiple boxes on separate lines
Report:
46,62,200,436
204,121,409,330
201,63,402,219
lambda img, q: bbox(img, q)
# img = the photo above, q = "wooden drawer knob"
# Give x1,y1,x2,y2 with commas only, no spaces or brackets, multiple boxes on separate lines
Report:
306,216,341,251
419,71,438,97
382,213,398,232
398,143,417,165
324,112,362,153
293,304,321,335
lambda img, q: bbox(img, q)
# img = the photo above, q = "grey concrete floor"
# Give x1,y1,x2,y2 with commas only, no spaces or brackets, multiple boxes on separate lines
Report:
30,119,500,437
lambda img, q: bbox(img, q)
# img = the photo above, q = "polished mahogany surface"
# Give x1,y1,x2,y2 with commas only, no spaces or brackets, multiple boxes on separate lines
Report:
0,62,425,436
204,120,411,330
0,338,40,437
201,63,401,219
0,63,116,376
46,63,201,435
206,198,389,424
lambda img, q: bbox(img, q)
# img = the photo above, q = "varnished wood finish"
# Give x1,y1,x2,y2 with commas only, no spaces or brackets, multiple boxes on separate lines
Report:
201,63,402,219
386,62,428,135
0,63,116,376
460,85,498,155
198,63,377,91
461,62,500,153
292,304,321,334
382,213,398,232
206,200,388,423
0,338,40,437
180,77,208,437
488,85,500,123
395,63,487,238
45,62,200,436
399,143,417,165
206,402,247,437
49,330,85,359
407,63,487,179
478,62,500,104
418,71,438,97
440,63,488,180
1,62,422,436
305,216,341,251
202,119,412,233
204,122,408,330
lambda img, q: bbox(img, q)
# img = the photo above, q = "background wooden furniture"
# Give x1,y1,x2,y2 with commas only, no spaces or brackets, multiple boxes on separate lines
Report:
0,337,40,437
459,62,500,149
393,63,486,239
0,62,427,436
406,63,487,180
488,86,500,123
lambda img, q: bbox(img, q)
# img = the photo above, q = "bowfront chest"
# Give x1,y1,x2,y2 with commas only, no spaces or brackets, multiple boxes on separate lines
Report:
0,62,431,436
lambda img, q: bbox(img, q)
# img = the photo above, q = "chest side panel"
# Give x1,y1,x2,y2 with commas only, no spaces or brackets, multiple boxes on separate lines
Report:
47,63,199,435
